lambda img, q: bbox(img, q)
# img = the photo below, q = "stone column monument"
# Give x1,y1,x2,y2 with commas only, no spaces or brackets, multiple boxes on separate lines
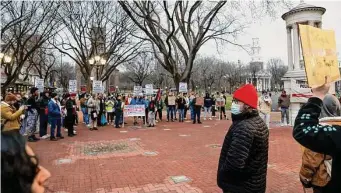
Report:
281,1,334,125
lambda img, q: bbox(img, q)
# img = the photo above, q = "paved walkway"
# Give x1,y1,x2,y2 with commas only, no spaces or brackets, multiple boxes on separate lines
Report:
30,112,306,193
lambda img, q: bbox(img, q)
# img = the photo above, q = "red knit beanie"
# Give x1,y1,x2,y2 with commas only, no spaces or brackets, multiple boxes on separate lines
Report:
233,84,258,109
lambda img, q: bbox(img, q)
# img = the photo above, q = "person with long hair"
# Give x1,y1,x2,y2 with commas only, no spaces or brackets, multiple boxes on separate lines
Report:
1,130,51,193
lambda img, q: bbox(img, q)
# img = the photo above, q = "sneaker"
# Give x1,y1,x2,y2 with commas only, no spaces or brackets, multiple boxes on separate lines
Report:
57,136,64,139
73,130,77,134
32,135,40,141
64,129,68,132
209,118,212,120
40,134,50,139
87,124,91,127
93,127,98,130
198,121,202,124
204,118,207,121
280,123,285,127
28,136,38,142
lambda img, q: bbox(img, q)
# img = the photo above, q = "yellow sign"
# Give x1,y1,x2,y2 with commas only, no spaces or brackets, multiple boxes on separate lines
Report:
299,24,340,88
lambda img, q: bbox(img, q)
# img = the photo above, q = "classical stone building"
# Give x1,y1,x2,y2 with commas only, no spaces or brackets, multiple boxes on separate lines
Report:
246,38,271,91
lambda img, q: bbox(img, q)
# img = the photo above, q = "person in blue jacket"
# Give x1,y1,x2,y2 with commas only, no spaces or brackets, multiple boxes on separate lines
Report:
48,93,64,141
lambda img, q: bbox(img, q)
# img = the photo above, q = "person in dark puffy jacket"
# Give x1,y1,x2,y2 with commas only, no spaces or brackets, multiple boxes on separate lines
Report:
217,84,269,193
203,92,213,120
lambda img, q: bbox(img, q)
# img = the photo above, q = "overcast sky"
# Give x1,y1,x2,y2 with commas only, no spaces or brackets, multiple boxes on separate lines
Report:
198,0,341,67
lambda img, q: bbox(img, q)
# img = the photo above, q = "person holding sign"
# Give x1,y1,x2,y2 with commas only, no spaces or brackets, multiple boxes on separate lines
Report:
293,77,341,193
165,92,176,122
176,93,186,122
87,94,99,131
192,94,203,124
258,91,272,128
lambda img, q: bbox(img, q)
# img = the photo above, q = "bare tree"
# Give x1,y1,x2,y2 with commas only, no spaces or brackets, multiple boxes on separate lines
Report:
1,1,62,94
125,53,154,86
248,62,262,87
51,1,144,91
267,58,287,90
53,62,76,91
119,1,293,91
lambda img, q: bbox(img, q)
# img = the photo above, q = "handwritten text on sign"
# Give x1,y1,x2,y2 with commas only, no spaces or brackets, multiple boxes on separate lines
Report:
299,24,340,87
124,105,146,117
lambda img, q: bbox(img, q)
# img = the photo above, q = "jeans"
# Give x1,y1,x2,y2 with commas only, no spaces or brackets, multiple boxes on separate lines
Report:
194,108,201,123
281,108,290,124
204,106,212,119
39,114,48,137
260,112,270,128
81,107,89,125
50,118,62,137
190,106,194,120
178,109,184,121
155,109,162,120
167,106,175,121
115,112,122,127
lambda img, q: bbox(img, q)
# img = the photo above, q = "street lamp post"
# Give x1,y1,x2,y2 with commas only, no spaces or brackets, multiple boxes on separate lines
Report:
89,55,106,80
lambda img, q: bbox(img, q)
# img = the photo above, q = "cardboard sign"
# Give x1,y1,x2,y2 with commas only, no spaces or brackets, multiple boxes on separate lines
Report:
35,78,44,93
80,85,87,92
196,97,204,106
145,84,153,95
109,85,116,93
124,105,145,117
68,80,77,93
134,86,143,96
168,96,176,105
179,82,188,93
92,80,103,94
299,24,340,88
216,98,225,107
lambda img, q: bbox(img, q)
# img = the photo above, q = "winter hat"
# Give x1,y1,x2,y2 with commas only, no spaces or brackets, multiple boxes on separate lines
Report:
233,84,258,109
320,94,341,118
30,87,39,94
5,93,17,102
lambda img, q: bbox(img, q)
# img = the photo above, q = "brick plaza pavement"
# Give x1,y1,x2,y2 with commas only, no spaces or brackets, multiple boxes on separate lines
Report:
29,112,307,193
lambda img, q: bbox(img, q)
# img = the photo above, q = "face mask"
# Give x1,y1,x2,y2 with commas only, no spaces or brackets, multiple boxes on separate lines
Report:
231,103,242,115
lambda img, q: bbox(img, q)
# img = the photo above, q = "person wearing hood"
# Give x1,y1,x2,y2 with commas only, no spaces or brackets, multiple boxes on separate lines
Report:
217,84,269,193
299,94,338,193
204,92,213,120
65,93,77,137
293,79,341,193
114,95,123,128
176,93,186,122
38,91,50,139
1,93,26,132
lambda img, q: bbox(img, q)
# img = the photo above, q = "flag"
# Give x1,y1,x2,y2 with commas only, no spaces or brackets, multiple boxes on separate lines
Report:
156,88,161,102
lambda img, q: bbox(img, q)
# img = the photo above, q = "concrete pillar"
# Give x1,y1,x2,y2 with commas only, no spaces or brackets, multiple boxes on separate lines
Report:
287,26,293,70
308,20,315,27
292,24,300,70
318,22,322,29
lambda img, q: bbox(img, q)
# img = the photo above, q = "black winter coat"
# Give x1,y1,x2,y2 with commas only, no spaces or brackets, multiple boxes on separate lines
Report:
217,110,269,193
293,97,341,193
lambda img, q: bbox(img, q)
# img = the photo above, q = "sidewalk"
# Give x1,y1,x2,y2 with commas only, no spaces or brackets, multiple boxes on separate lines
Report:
30,113,303,193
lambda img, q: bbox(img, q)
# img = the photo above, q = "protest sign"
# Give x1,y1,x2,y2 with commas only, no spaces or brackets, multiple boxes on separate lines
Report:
299,24,340,87
80,85,87,92
196,97,204,106
145,84,153,95
133,86,143,96
168,96,176,105
216,98,225,107
93,81,103,94
68,80,77,93
124,105,145,117
179,82,188,93
109,85,116,93
35,78,44,93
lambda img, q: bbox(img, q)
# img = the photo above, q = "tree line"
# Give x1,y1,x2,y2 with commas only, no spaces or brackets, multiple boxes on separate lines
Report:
1,1,292,94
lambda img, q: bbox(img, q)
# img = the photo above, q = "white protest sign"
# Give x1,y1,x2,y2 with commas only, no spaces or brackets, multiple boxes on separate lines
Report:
124,105,145,117
35,78,44,92
134,86,143,96
179,82,188,93
93,80,103,94
68,80,77,93
145,84,153,95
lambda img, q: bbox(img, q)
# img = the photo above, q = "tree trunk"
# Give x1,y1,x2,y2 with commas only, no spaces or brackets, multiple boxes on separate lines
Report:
173,74,181,93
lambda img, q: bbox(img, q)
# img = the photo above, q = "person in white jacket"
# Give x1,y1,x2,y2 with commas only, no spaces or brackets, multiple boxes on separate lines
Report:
87,94,99,130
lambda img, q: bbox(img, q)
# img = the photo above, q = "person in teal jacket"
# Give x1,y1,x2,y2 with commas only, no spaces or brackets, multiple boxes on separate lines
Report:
155,99,164,121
